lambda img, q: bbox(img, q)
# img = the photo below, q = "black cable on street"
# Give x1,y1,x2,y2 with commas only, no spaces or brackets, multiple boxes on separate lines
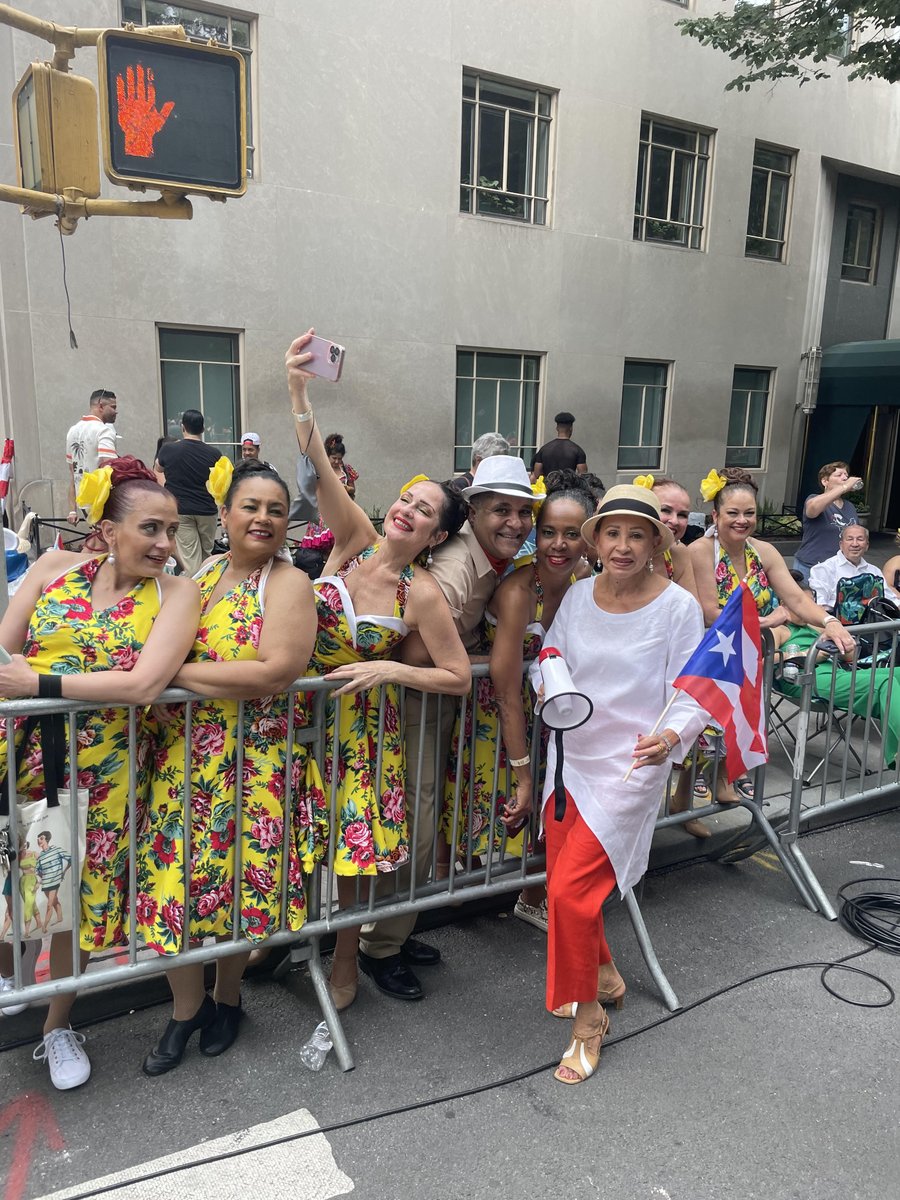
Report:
5,880,899,1199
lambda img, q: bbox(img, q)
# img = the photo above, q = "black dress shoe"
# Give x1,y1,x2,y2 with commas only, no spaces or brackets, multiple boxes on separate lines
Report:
142,994,216,1077
199,1000,243,1057
400,937,441,966
358,950,423,1001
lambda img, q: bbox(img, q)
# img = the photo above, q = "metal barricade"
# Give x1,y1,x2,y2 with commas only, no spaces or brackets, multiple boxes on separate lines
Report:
6,630,897,1068
776,618,900,919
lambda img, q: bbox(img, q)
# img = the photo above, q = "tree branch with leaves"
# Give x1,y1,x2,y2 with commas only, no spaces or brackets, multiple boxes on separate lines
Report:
679,1,900,91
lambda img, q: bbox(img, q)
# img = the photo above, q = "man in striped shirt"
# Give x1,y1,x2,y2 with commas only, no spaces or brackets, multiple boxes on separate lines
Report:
65,389,119,524
35,831,72,933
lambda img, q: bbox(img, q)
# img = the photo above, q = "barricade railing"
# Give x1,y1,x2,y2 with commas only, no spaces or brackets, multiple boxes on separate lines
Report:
4,631,896,1067
775,618,900,919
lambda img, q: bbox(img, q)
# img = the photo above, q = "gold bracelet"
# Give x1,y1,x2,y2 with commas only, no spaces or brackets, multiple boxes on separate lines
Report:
294,408,314,424
509,755,531,768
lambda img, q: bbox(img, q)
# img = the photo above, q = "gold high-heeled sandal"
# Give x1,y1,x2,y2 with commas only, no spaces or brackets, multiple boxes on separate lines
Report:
554,1007,610,1085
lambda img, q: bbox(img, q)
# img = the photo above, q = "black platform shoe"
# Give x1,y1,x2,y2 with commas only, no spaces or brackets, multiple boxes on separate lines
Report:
199,1000,243,1057
142,994,216,1077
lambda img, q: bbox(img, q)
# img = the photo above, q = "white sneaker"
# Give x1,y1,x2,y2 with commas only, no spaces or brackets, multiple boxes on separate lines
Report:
0,939,40,1015
513,895,549,933
0,975,27,1016
33,1028,91,1090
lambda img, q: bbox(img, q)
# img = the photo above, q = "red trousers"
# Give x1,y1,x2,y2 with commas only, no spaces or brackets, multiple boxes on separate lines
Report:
545,792,618,1012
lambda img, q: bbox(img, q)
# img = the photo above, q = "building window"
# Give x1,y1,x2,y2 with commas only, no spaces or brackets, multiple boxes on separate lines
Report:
455,350,540,471
460,71,552,225
745,144,793,261
633,117,710,250
121,1,255,175
618,361,668,470
841,203,880,283
726,368,771,469
159,327,241,458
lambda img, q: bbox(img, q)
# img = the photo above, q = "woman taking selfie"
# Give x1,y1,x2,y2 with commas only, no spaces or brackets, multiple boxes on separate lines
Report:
287,329,471,1011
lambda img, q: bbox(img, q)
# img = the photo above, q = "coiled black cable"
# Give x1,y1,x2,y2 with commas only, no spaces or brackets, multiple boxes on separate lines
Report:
837,876,900,954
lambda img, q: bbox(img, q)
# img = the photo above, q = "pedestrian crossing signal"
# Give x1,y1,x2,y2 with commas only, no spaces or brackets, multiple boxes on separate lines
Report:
98,29,246,197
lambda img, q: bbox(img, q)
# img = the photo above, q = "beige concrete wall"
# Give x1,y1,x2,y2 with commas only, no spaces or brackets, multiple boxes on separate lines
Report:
1,0,899,520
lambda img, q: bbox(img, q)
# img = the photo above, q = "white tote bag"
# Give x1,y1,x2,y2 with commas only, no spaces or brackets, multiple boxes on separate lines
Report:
0,714,89,941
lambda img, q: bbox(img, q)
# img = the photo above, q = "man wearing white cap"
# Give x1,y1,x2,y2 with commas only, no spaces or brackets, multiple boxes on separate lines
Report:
358,455,536,1000
240,432,275,471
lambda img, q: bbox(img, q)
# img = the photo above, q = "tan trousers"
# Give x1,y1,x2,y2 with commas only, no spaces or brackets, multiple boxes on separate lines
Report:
358,690,457,960
175,514,218,577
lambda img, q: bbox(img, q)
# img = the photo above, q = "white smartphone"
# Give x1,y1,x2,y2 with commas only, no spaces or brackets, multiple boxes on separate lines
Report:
0,645,11,664
302,335,346,382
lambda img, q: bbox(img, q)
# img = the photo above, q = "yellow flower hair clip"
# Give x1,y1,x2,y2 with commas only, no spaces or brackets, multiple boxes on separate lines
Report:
400,473,430,495
700,469,728,503
76,465,113,526
206,457,235,507
634,474,655,491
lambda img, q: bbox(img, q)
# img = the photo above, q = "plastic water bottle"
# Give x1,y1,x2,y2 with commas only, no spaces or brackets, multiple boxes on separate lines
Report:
299,1020,333,1071
782,644,801,683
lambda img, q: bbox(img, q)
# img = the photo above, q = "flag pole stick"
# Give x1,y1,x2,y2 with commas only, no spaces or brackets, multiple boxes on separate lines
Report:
623,690,678,783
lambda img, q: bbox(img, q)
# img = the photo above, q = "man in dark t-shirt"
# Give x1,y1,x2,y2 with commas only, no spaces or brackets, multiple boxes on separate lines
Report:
157,408,221,575
531,411,587,480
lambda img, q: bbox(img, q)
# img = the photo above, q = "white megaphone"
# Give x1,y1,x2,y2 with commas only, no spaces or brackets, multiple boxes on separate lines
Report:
537,646,593,731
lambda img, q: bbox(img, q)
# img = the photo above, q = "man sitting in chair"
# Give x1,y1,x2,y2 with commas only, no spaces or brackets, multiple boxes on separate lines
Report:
777,583,900,770
809,525,900,614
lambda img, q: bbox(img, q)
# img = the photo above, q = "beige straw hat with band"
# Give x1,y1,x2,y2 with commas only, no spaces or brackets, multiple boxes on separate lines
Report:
580,484,675,552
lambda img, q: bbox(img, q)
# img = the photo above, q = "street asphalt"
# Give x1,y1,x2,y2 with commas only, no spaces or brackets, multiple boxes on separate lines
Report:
2,810,898,1200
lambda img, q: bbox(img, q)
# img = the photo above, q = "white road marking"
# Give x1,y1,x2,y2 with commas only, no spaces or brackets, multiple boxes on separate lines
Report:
849,860,884,869
34,1108,354,1200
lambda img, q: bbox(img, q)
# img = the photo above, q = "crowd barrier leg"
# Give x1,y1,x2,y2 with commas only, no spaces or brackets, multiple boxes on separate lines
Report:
306,933,355,1072
782,837,838,921
738,797,818,913
622,888,680,1012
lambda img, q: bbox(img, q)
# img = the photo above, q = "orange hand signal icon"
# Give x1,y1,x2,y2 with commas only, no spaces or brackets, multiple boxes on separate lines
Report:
115,63,174,158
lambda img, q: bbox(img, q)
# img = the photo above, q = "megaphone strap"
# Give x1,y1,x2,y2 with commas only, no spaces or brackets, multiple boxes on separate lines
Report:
553,728,567,822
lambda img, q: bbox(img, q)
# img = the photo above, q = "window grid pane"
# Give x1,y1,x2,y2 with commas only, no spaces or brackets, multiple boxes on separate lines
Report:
725,368,770,469
159,328,241,461
842,203,879,283
454,350,541,467
617,362,667,470
460,71,553,226
745,143,793,261
634,117,711,250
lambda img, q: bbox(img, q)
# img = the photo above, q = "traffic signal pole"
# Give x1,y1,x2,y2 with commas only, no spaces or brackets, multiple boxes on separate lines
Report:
0,182,192,230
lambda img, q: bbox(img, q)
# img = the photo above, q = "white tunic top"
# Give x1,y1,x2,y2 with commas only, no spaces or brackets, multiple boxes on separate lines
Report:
539,578,707,894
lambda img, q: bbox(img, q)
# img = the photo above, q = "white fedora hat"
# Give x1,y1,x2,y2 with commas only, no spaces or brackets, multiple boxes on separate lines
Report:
461,454,533,501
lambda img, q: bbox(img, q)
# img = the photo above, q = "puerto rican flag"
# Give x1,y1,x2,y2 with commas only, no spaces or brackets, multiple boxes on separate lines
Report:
0,439,12,514
673,582,767,780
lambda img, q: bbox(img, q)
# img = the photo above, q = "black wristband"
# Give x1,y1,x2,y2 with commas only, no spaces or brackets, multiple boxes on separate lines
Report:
38,674,63,699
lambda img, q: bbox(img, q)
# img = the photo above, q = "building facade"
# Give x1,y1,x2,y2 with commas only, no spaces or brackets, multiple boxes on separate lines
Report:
1,0,899,524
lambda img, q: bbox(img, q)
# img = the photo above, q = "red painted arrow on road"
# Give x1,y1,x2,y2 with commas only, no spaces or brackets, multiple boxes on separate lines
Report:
0,1091,66,1200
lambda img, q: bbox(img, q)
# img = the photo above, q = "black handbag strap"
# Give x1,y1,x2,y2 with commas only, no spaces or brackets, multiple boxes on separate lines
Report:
0,712,67,817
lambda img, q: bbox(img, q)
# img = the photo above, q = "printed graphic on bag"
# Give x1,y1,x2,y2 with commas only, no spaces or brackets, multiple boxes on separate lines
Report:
1,790,88,942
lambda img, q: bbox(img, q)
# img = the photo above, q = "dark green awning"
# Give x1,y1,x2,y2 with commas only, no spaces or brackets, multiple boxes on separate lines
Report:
819,340,900,406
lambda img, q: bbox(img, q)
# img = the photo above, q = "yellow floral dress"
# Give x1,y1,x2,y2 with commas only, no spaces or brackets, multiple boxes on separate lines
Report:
136,556,326,950
0,557,160,951
441,567,547,859
310,546,411,875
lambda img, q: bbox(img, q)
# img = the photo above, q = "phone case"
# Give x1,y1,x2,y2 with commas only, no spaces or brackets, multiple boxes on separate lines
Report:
304,335,346,382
